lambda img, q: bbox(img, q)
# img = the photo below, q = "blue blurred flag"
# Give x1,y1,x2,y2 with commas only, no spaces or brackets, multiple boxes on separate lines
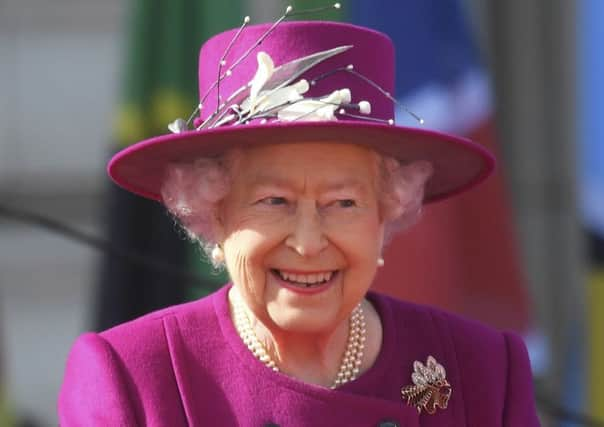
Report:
580,0,604,239
350,0,491,133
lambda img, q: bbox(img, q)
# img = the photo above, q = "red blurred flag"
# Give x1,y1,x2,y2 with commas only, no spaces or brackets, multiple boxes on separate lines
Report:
350,0,532,332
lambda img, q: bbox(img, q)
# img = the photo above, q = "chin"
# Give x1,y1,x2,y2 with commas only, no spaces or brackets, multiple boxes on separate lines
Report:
265,301,342,334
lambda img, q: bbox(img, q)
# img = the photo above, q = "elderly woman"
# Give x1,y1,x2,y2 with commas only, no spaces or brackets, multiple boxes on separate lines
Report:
59,16,540,427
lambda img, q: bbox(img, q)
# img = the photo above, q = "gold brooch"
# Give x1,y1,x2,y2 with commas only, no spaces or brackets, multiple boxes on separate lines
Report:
401,355,452,415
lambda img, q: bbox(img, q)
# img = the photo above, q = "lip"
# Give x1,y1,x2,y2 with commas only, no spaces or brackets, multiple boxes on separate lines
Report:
270,269,338,295
275,268,335,275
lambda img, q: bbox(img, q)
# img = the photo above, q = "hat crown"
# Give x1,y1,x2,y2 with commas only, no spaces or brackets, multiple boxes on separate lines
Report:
197,21,396,123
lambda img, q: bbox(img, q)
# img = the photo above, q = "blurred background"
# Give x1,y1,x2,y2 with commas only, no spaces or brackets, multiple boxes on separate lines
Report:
0,0,601,425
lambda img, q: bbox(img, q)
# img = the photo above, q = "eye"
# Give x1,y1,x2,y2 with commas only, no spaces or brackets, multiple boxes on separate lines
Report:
259,196,288,206
336,199,357,208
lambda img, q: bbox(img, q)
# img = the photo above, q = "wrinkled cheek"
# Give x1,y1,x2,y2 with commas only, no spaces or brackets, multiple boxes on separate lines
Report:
337,222,384,295
224,232,270,300
332,221,383,260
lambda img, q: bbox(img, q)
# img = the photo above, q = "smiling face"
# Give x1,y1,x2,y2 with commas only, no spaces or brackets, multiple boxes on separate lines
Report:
218,142,385,334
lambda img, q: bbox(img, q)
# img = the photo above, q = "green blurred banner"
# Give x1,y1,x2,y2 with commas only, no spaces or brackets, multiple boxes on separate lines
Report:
95,0,241,330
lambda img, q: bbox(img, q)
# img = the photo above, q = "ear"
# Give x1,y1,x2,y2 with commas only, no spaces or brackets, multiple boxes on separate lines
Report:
211,200,227,244
376,222,386,253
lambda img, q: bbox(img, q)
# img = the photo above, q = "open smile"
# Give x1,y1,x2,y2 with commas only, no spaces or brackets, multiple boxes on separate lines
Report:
270,268,339,290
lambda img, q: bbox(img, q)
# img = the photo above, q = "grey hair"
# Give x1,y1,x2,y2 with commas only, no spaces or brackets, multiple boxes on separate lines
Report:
161,149,433,267
160,150,241,267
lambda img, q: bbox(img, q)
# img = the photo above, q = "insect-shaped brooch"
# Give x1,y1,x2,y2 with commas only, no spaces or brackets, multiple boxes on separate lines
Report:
401,355,452,415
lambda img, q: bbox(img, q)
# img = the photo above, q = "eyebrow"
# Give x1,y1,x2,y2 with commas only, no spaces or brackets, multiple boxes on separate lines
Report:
250,175,294,189
319,179,367,193
250,174,368,194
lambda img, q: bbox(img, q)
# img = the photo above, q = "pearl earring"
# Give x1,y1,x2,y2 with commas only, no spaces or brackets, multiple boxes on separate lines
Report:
211,244,225,263
377,257,385,267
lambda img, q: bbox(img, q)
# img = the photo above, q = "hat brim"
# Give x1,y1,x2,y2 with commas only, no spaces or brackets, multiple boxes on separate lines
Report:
108,121,495,203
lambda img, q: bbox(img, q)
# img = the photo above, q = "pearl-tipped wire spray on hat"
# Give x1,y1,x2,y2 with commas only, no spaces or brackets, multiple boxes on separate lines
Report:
198,3,344,122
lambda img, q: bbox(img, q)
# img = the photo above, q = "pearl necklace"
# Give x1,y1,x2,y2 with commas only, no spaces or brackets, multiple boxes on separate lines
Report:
231,292,366,389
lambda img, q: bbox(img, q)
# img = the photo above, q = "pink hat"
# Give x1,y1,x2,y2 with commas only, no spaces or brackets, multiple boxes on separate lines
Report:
108,19,495,203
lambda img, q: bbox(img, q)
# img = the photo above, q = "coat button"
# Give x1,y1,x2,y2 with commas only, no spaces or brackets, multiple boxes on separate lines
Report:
378,421,400,427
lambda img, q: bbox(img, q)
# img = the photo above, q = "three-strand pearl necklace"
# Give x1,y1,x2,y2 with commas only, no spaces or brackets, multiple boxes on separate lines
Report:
231,291,367,389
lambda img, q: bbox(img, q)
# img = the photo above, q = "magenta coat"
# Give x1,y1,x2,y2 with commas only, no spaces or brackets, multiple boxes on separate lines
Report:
58,285,540,426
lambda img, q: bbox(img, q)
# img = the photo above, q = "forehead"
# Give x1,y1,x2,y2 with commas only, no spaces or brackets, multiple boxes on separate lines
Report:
233,143,379,190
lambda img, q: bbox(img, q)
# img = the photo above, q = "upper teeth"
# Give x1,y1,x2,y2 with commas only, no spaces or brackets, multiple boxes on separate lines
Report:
279,271,333,284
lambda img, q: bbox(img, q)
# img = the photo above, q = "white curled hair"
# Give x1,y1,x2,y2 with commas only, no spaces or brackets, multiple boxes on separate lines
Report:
377,156,434,243
160,154,235,261
161,149,433,267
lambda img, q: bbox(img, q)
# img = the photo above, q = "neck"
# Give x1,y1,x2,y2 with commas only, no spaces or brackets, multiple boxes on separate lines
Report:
228,288,370,388
262,315,351,386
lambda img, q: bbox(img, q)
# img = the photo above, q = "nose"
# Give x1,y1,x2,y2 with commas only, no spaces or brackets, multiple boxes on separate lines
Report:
285,201,328,257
